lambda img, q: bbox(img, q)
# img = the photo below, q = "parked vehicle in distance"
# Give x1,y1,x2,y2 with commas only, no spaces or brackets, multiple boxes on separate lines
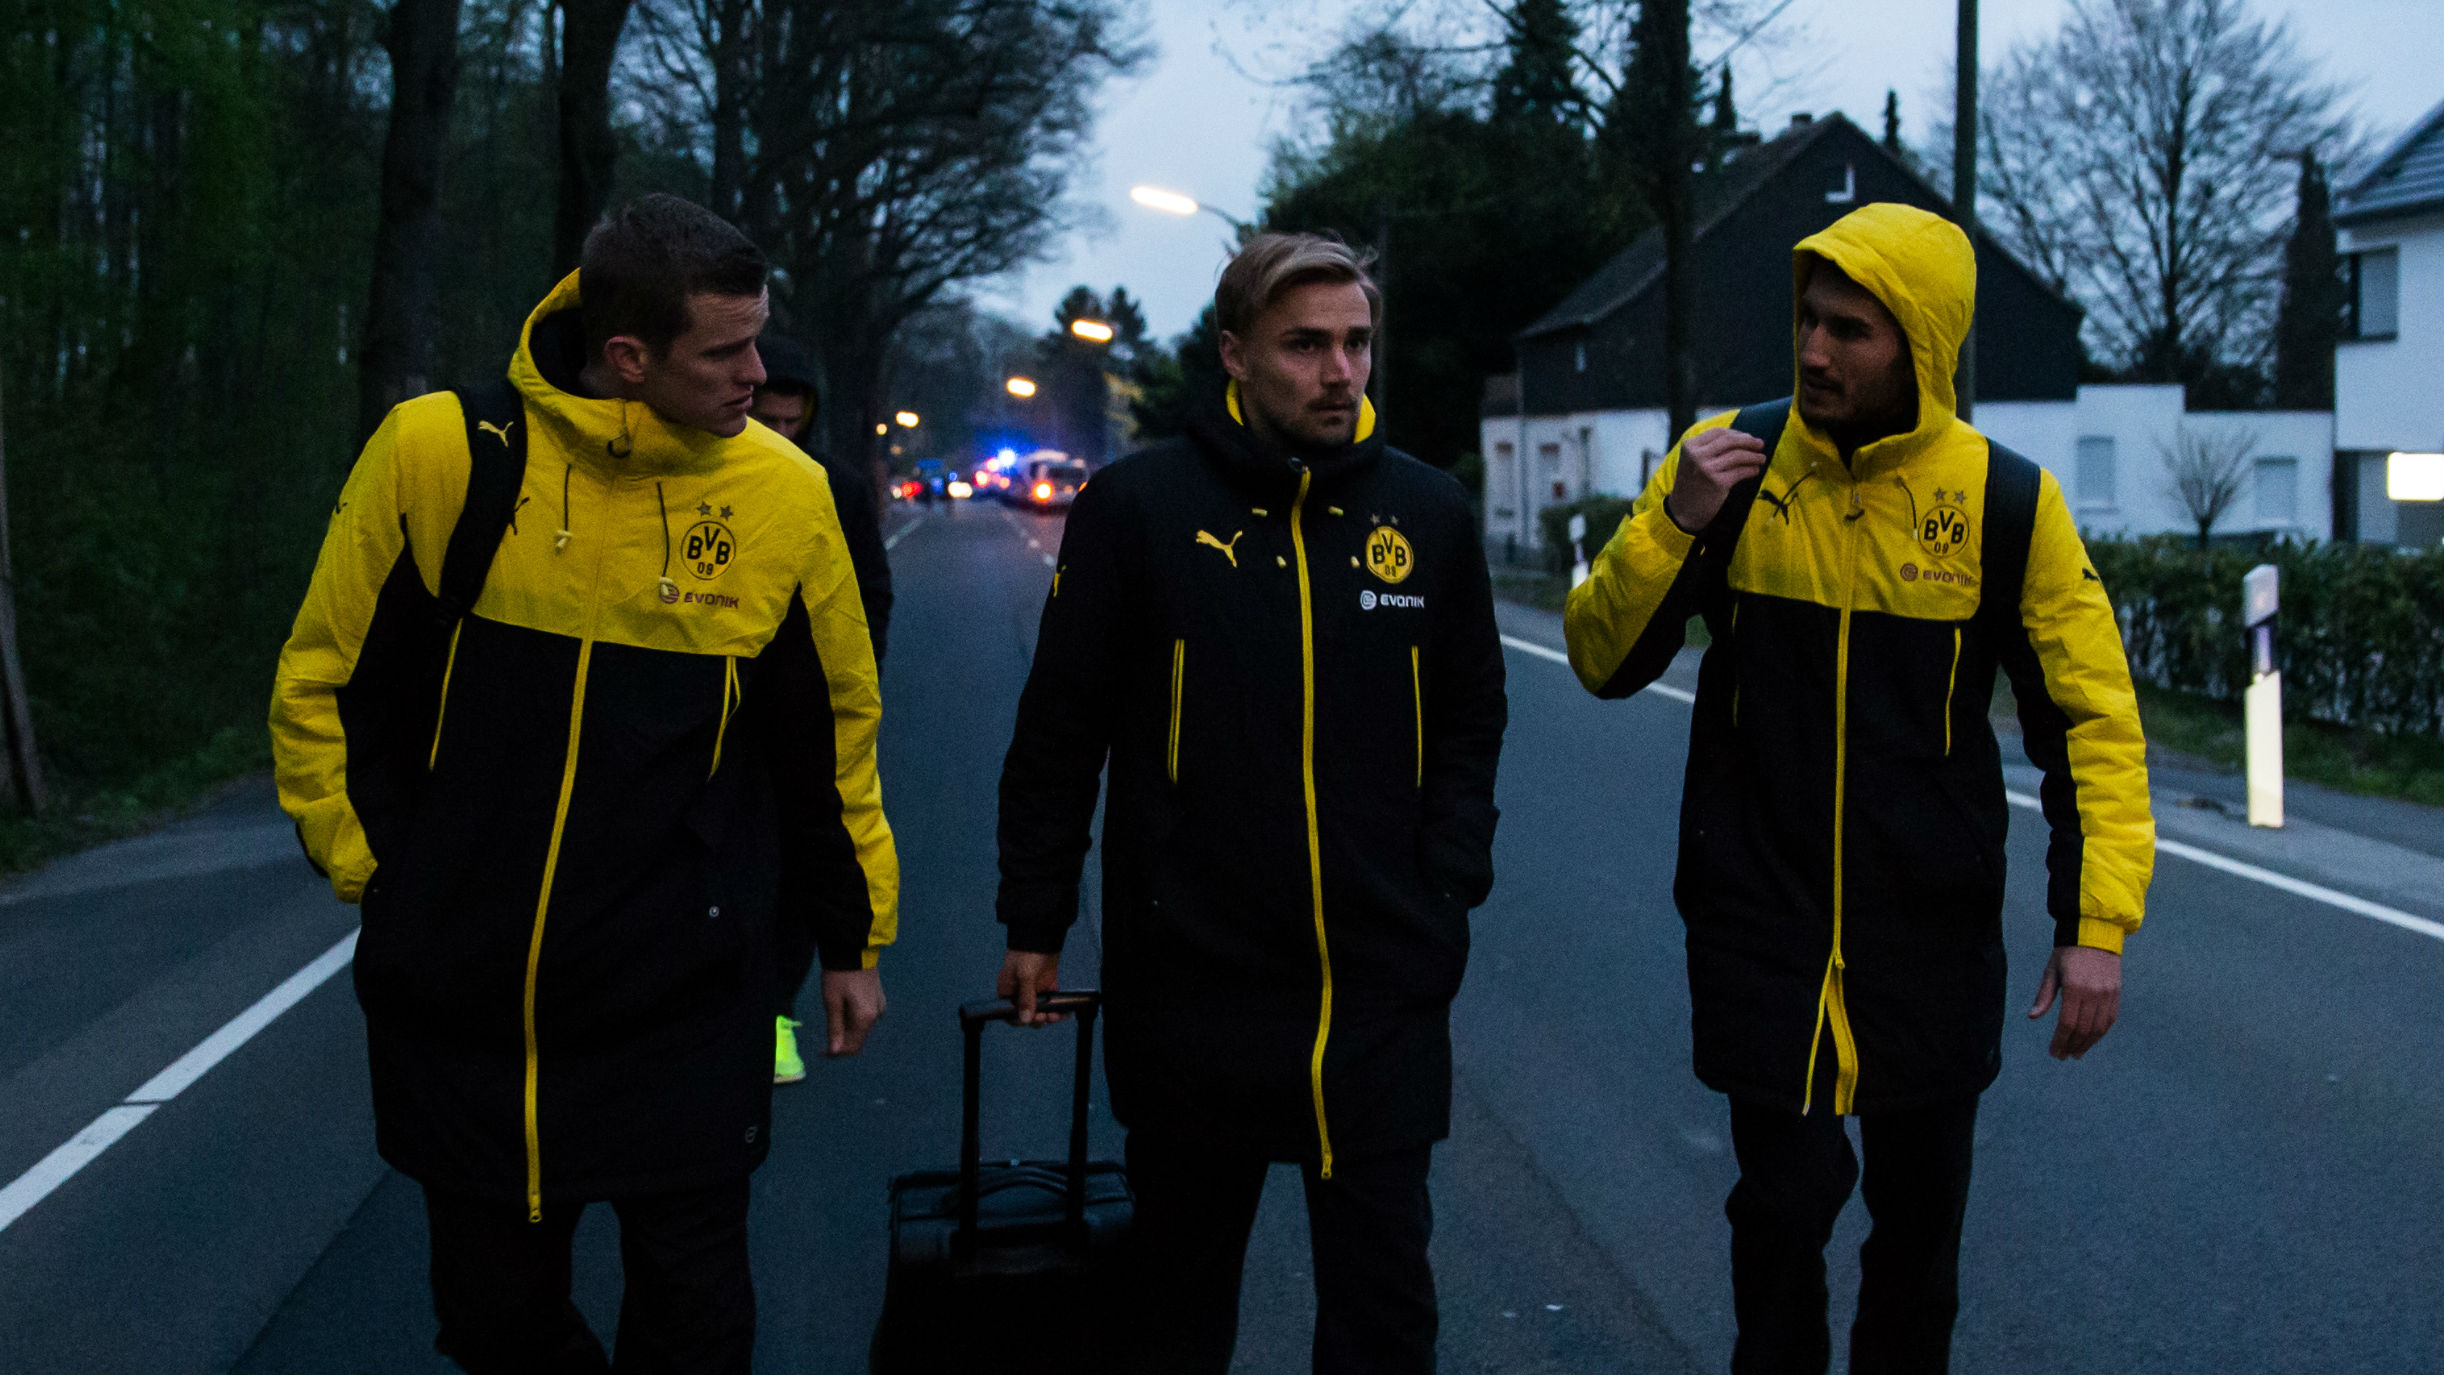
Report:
1014,454,1088,512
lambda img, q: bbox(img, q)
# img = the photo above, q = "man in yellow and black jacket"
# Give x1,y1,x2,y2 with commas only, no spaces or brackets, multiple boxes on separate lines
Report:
271,196,897,1374
1563,203,2152,1373
995,234,1507,1374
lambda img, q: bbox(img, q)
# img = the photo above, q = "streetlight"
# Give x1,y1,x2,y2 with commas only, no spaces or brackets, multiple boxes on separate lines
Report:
1005,376,1038,398
2388,452,2444,502
1129,184,1251,235
1069,318,1115,343
895,410,920,428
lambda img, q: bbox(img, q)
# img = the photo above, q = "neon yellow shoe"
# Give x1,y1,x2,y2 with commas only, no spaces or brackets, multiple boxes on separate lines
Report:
774,1015,807,1085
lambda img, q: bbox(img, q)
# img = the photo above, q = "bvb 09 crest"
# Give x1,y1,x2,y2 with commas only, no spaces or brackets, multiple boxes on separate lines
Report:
682,520,735,580
1918,498,1971,560
1364,525,1415,584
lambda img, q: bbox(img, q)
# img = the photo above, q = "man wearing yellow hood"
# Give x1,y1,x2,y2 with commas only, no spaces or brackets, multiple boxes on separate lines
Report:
1563,203,2152,1372
272,195,898,1372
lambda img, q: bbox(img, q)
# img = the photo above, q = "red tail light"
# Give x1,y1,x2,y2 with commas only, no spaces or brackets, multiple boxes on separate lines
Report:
1034,482,1054,500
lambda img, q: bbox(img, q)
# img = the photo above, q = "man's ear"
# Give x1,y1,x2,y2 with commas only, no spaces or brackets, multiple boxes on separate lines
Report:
1218,329,1247,382
602,335,652,388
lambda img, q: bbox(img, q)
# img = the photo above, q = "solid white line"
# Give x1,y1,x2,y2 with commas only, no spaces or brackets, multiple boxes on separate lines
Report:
883,516,923,550
1500,634,1694,703
0,928,359,1236
1502,628,2441,946
0,1105,158,1233
127,930,360,1103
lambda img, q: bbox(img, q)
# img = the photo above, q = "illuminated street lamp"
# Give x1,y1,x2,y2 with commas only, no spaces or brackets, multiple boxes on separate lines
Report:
1069,318,1115,344
874,423,888,435
2389,452,2444,503
895,410,921,428
1005,376,1039,398
1128,184,1251,235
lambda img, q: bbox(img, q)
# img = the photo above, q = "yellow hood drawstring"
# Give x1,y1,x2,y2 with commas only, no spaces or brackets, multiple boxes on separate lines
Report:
607,399,636,460
654,482,678,603
554,464,574,552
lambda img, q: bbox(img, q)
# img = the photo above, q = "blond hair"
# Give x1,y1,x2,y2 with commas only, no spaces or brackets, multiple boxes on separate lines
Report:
1214,232,1381,336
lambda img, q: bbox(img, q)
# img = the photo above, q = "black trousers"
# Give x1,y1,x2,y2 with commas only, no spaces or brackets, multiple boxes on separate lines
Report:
1121,1127,1438,1375
423,1177,754,1375
775,923,818,1019
1725,1094,1980,1375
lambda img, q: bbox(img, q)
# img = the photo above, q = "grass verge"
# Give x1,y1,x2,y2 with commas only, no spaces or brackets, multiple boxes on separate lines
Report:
2122,682,2444,809
0,726,272,877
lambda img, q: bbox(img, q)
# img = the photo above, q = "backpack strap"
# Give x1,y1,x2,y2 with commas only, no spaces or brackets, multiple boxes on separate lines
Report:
439,378,529,629
1976,439,2042,641
1692,396,1793,557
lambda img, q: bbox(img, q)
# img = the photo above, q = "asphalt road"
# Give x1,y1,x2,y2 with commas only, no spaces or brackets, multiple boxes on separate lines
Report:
1,495,2439,1373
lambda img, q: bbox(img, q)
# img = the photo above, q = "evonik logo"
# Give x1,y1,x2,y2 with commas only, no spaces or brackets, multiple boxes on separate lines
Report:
1359,590,1425,611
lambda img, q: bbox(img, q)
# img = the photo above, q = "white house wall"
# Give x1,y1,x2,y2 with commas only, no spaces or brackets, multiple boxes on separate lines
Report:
2336,213,2444,453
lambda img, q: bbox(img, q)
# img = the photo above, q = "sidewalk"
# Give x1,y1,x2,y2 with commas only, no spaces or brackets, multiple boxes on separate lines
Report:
1492,597,2444,925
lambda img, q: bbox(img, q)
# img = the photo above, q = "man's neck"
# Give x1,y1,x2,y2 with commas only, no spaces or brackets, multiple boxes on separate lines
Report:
1823,405,1915,464
575,360,626,402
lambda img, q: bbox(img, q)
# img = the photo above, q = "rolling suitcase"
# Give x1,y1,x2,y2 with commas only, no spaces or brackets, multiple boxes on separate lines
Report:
870,991,1133,1373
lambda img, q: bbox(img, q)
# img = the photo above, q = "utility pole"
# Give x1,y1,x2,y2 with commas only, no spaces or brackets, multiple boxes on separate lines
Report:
1953,0,1979,421
0,373,47,814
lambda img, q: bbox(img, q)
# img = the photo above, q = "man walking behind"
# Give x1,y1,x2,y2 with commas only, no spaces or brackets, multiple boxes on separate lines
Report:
995,232,1507,1374
272,194,898,1374
1562,203,2153,1373
748,332,894,1088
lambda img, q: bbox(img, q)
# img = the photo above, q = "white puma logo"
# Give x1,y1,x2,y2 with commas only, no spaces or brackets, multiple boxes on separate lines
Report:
1195,530,1243,568
477,420,517,447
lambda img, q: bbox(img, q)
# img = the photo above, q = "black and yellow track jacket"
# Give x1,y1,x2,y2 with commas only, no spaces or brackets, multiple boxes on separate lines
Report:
1562,203,2153,1115
997,389,1507,1174
271,271,898,1213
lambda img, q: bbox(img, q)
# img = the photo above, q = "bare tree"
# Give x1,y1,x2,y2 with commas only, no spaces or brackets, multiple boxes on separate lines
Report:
1972,0,2351,393
553,0,638,275
2161,425,2254,547
360,0,466,440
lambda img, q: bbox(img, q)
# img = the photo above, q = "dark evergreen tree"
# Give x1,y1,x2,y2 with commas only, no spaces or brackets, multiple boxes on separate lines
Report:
1491,0,1583,127
1707,68,1739,172
2274,150,2341,411
1883,90,1904,154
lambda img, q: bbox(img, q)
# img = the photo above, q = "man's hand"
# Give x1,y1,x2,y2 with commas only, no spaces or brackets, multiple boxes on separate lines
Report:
998,950,1065,1027
1661,426,1771,533
821,966,886,1057
2027,945,2121,1060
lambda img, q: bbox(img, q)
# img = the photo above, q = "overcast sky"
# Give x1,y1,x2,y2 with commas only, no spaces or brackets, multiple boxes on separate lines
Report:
984,0,2443,343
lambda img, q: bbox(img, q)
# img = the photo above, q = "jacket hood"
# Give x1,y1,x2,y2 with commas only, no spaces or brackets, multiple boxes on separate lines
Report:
1184,379,1382,497
1790,203,1976,469
510,268,730,477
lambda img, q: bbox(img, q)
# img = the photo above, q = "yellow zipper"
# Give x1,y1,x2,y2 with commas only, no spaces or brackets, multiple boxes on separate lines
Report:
1805,486,1863,1117
1289,471,1335,1179
709,656,739,777
1409,645,1423,788
1168,638,1184,783
1943,626,1961,757
429,621,463,770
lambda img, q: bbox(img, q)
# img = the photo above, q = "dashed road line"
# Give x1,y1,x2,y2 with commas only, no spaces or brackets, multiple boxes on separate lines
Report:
1503,630,2440,944
0,929,360,1235
883,515,924,550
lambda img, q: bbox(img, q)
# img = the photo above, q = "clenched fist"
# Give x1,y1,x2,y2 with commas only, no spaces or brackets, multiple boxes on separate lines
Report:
1662,425,1772,534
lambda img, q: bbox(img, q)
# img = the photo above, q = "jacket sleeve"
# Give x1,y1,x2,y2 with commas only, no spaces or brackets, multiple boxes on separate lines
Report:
1420,502,1507,909
766,488,900,971
1562,412,1739,697
995,474,1127,953
270,408,415,903
1997,470,2155,952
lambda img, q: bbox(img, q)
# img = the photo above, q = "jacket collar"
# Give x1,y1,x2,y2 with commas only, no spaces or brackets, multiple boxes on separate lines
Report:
510,269,729,480
1185,380,1384,499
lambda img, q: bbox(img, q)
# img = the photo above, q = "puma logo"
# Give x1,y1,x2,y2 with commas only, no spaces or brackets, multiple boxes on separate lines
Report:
477,420,517,447
1195,530,1243,568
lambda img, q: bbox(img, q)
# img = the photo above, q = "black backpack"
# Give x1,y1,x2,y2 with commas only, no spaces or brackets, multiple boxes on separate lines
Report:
435,377,530,627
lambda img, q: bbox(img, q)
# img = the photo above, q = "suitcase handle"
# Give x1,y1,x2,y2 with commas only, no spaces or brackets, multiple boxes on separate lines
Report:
956,990,1102,1250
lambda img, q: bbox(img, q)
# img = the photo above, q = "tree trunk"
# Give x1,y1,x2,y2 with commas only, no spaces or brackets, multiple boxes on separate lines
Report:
359,0,464,441
1952,0,1978,420
552,0,633,277
0,375,48,814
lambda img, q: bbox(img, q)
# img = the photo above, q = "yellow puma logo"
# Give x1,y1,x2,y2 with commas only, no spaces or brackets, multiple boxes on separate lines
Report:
1195,529,1243,567
477,420,517,447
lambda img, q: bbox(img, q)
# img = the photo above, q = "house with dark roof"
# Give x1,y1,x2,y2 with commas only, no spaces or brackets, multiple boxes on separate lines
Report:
1480,110,2341,552
2333,96,2444,549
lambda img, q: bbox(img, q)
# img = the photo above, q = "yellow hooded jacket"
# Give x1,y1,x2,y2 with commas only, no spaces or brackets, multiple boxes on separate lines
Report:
270,271,897,1214
1562,203,2152,1115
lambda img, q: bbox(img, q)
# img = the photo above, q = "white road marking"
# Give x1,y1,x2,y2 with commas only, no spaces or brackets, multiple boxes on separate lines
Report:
0,928,359,1235
1500,634,1693,703
883,516,924,550
1504,629,2440,944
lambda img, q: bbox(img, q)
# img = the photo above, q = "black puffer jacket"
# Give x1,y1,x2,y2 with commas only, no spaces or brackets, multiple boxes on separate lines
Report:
998,389,1506,1173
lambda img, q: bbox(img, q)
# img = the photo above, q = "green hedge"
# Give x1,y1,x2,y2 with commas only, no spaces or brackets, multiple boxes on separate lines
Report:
1536,496,1641,577
2088,537,2444,738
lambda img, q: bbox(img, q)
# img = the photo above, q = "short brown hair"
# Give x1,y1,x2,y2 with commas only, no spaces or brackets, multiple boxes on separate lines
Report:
580,194,767,359
1214,232,1381,336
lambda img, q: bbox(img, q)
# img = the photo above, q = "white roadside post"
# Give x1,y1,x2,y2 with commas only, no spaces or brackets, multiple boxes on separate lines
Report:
1568,512,1590,589
2242,563,2282,828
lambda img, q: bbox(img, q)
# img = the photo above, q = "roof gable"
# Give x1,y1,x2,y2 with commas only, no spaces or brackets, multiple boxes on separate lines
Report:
2337,97,2444,227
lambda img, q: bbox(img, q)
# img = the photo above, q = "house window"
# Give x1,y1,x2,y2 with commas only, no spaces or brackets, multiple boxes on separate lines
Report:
1491,443,1516,519
2254,456,2299,526
2075,436,2117,508
1574,342,1588,373
2348,247,2400,340
1538,442,1564,501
